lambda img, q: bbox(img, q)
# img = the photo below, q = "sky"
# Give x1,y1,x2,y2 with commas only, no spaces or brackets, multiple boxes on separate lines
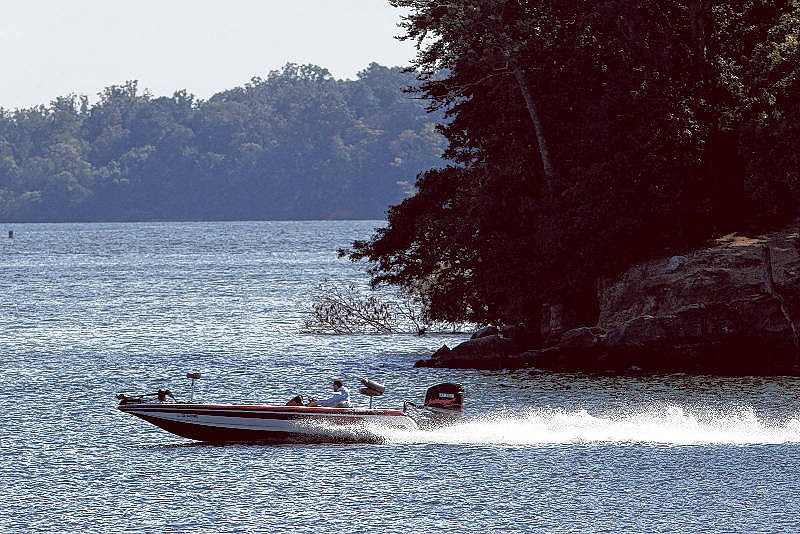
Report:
0,0,417,110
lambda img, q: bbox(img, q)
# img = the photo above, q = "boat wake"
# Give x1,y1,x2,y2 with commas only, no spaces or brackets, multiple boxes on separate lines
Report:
374,405,800,446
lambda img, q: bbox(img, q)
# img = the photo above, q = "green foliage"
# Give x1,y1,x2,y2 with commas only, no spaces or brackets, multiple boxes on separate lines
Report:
0,63,445,221
349,0,800,331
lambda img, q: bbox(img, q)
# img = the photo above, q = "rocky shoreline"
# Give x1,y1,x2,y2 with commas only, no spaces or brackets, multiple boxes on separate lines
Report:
416,227,800,375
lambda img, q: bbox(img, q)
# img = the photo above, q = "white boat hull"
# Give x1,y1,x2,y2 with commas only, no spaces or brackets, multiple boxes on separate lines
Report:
119,403,418,443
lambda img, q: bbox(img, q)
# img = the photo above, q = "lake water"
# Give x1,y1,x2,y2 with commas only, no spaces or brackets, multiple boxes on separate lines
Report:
3,221,800,533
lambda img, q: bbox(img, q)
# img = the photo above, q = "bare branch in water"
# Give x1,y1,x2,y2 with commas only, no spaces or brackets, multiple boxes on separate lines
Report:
302,279,465,335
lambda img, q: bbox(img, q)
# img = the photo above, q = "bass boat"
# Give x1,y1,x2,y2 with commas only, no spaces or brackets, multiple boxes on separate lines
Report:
117,376,463,444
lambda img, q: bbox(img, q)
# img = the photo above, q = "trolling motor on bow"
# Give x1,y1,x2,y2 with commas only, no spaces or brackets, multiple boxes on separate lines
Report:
117,372,201,405
405,383,465,428
116,389,175,405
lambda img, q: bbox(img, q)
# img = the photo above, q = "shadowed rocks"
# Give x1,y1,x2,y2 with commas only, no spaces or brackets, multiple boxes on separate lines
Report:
416,226,800,375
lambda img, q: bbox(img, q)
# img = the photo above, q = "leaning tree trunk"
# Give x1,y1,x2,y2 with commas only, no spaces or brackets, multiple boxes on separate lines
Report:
510,62,555,194
688,0,712,84
761,244,800,372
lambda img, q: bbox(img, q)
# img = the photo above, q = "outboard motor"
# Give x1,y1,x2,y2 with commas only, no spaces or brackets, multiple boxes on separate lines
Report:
424,383,464,417
408,383,464,428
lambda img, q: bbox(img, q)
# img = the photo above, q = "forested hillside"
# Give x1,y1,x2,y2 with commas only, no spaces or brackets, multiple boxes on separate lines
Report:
349,1,800,333
0,63,445,221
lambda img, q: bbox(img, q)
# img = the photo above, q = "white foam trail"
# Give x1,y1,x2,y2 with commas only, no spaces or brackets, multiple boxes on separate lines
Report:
376,405,800,446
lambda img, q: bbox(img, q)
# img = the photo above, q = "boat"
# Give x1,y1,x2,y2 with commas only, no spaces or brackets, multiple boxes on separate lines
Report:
117,376,464,444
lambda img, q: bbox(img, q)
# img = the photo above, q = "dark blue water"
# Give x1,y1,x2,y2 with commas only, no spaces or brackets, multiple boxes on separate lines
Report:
3,221,800,533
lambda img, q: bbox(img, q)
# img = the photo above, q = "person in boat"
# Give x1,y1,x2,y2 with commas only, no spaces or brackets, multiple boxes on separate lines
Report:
309,379,351,407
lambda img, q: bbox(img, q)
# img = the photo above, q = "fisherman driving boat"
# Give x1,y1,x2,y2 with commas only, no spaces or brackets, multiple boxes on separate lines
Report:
308,379,351,407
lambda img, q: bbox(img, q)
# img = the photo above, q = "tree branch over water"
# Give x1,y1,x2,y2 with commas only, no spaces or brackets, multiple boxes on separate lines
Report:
302,279,465,335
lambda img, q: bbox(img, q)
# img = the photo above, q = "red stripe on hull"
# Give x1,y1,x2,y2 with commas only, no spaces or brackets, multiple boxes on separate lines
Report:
134,414,389,444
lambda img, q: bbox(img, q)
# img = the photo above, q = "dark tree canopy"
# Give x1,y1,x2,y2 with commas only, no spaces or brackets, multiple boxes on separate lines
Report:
0,63,445,221
349,0,800,331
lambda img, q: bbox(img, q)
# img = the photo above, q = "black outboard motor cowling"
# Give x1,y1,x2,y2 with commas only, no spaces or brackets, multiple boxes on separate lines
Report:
423,383,464,423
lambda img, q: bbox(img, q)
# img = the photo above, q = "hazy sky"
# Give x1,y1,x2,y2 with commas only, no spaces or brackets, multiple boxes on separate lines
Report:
0,1,417,110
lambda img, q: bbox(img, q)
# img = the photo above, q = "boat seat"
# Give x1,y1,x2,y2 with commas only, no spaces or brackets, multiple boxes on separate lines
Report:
285,395,303,406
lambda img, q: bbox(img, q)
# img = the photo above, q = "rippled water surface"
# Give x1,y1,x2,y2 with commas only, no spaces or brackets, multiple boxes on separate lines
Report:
3,221,800,533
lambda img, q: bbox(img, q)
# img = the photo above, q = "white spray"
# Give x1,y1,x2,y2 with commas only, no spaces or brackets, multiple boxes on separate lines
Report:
372,405,800,446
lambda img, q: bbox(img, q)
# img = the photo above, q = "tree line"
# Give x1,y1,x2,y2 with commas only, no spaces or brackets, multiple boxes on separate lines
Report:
348,0,800,338
0,63,445,221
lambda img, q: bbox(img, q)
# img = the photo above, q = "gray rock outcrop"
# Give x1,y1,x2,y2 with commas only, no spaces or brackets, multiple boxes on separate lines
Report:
416,227,800,374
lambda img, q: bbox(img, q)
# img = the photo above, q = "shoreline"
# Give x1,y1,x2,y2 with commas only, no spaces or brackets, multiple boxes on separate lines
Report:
416,225,800,376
